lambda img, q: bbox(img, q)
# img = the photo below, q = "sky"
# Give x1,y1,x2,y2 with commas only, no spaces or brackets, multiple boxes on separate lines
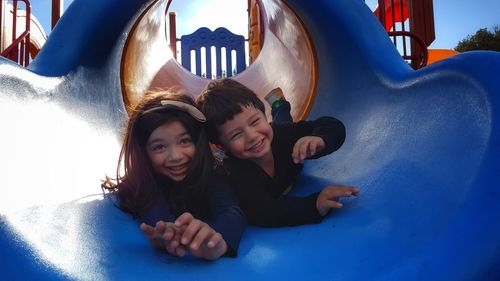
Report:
26,0,500,50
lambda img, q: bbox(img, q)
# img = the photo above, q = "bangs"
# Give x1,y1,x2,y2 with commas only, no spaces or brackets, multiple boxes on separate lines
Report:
136,108,201,146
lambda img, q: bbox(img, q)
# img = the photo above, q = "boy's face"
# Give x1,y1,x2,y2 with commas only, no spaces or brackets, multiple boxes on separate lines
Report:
217,106,273,163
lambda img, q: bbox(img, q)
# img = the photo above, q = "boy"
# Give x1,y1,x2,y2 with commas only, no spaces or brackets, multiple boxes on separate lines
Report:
197,78,359,227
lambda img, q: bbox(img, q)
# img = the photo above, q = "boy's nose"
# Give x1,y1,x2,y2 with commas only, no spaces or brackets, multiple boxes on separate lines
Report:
245,128,260,142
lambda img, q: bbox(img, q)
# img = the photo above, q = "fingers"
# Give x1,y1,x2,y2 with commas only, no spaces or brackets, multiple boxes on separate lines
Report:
206,232,223,249
293,139,309,163
322,185,360,198
144,213,227,260
175,213,220,252
292,140,301,163
188,224,212,251
298,141,310,162
174,212,194,228
153,221,178,241
317,185,360,216
175,246,186,257
180,218,205,247
162,225,176,241
141,221,180,245
323,199,343,209
166,231,186,257
351,187,361,196
308,141,318,158
292,137,325,163
140,223,155,237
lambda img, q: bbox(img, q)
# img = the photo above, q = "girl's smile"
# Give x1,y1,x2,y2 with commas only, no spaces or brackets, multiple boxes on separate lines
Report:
146,120,196,182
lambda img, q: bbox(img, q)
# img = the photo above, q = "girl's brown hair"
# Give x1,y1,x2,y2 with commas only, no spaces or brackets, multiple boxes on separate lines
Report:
103,89,214,218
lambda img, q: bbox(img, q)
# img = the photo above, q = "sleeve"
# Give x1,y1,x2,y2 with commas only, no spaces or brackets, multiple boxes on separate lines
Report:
234,177,324,227
281,116,346,158
206,176,246,257
136,196,176,226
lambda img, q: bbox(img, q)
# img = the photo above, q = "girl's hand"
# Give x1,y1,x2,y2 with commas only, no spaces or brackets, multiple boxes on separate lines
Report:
175,212,228,260
292,136,325,163
140,221,186,257
316,185,360,216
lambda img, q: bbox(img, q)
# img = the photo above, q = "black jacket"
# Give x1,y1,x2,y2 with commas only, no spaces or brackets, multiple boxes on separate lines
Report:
224,116,346,227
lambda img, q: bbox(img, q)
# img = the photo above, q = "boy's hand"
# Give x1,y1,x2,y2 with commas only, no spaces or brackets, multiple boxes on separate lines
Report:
292,136,326,163
316,185,360,216
175,212,228,260
140,221,186,257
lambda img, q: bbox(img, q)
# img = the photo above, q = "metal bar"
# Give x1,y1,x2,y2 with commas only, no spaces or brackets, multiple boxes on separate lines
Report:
1,30,28,55
12,0,17,43
216,47,222,77
1,0,32,66
378,0,386,30
390,0,397,47
168,12,176,58
195,48,201,76
52,0,61,30
206,46,212,79
0,0,4,50
388,30,428,69
226,48,232,77
400,0,407,58
25,0,30,65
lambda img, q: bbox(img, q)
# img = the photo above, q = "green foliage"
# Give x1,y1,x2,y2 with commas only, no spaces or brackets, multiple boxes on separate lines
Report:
455,26,500,52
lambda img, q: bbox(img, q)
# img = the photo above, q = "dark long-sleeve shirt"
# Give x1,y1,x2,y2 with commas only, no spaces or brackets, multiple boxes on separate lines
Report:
224,116,345,227
137,174,246,257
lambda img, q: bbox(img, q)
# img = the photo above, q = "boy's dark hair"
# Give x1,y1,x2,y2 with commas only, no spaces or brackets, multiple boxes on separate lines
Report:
197,78,265,144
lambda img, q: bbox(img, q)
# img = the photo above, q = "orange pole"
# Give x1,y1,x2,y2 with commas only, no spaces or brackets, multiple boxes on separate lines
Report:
168,12,177,58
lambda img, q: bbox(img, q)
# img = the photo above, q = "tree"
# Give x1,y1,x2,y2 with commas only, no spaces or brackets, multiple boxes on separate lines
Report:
455,26,500,52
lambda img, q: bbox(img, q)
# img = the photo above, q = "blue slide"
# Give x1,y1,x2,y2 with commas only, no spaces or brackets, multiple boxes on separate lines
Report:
1,0,499,280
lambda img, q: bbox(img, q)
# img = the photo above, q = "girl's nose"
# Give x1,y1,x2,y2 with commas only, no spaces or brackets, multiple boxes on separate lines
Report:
167,147,183,162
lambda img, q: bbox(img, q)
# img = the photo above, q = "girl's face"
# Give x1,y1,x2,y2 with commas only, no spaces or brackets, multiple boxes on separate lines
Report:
146,120,196,182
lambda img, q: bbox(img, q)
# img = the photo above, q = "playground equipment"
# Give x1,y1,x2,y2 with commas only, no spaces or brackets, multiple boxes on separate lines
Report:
178,26,246,78
0,0,499,280
0,0,47,66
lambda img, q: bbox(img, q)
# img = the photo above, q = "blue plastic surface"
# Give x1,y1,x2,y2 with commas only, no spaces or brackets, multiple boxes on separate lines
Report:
0,0,499,280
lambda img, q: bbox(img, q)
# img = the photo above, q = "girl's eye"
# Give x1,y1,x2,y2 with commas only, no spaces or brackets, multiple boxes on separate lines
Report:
151,143,166,152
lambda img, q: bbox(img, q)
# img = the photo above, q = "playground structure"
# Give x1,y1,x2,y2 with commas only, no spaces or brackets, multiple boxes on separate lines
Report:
0,0,499,280
165,0,438,78
0,0,47,66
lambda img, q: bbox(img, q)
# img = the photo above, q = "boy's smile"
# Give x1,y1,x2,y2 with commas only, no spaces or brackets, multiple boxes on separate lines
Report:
218,106,273,163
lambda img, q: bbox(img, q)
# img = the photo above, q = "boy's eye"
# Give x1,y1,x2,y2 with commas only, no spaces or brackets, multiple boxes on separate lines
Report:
230,132,241,141
179,137,193,145
250,118,260,126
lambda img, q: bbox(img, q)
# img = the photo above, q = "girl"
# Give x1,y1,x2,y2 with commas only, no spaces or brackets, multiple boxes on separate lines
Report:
103,90,245,260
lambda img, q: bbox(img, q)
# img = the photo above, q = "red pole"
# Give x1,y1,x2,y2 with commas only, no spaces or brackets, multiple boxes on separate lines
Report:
11,0,18,61
0,0,4,51
52,0,61,29
25,0,30,65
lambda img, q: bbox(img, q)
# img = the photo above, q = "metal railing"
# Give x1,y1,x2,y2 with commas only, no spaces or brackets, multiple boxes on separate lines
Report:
375,0,432,69
1,0,31,66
